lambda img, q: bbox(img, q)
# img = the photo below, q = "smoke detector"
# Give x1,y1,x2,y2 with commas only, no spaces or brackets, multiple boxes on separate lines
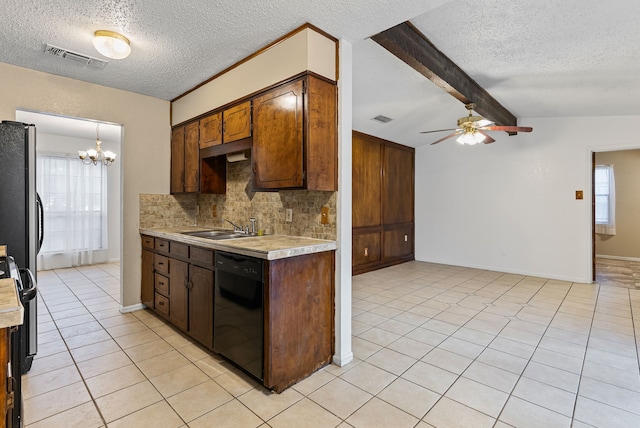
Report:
44,44,108,69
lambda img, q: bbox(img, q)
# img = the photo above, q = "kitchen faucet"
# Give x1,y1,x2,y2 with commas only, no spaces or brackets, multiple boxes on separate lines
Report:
223,218,243,232
223,217,258,235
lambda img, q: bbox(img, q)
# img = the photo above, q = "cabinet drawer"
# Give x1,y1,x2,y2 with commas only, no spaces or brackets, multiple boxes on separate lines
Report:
154,254,169,274
170,242,189,258
154,293,169,317
141,235,154,249
154,273,169,297
190,247,213,266
155,239,170,253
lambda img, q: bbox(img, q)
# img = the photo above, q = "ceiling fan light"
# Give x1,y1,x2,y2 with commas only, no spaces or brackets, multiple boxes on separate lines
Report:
93,30,131,59
456,131,486,145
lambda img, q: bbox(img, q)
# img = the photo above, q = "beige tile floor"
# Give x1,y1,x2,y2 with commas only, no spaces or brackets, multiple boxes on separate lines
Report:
24,260,640,427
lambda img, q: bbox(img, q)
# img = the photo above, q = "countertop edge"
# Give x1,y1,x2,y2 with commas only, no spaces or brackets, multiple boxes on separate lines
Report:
140,227,337,260
0,278,24,329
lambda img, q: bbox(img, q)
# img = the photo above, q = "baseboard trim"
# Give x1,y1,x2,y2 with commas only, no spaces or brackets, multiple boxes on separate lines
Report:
596,255,640,262
332,351,354,367
120,303,146,314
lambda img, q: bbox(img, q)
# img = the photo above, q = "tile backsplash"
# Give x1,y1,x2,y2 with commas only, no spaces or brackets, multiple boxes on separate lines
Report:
140,157,337,240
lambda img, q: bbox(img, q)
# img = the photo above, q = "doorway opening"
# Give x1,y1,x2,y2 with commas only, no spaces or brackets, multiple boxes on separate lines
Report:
592,148,640,289
15,109,124,301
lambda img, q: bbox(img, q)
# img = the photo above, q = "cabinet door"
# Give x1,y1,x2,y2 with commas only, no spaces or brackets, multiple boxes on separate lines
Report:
184,121,200,193
141,249,154,308
352,133,382,228
199,112,222,149
383,145,414,224
188,265,213,349
352,232,381,267
170,126,185,193
252,79,304,189
223,101,251,143
383,227,413,260
169,259,189,331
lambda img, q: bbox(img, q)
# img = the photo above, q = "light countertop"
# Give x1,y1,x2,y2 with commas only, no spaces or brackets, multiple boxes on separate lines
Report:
140,227,337,260
0,278,23,328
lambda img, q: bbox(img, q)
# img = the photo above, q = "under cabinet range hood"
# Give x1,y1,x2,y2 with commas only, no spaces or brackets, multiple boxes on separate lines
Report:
200,138,252,160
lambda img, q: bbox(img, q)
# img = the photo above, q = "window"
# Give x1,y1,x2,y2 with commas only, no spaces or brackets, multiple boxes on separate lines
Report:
37,153,108,262
594,164,615,235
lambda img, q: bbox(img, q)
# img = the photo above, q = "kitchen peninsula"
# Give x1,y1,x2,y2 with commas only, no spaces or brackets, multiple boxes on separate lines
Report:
140,227,336,392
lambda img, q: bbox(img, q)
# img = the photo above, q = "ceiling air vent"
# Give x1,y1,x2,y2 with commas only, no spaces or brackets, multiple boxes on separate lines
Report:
44,44,108,69
372,115,393,123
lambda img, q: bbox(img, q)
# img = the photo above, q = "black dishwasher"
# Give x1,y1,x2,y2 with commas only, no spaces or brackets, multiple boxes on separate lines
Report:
214,251,264,380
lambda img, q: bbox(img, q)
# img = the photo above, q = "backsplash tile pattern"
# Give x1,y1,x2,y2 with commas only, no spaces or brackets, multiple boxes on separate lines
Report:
140,157,337,240
139,193,196,228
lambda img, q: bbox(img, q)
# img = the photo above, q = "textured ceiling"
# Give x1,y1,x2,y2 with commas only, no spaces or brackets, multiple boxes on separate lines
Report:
1,0,638,147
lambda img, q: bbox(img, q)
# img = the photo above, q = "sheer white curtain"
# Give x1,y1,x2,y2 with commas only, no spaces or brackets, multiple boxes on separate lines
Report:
37,153,108,269
595,164,616,235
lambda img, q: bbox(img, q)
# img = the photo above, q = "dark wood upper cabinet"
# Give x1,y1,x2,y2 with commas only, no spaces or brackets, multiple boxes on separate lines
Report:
383,144,414,224
172,73,336,194
252,79,304,189
184,121,200,193
199,112,222,149
170,122,200,193
252,75,337,191
199,101,251,150
170,126,185,193
223,101,251,143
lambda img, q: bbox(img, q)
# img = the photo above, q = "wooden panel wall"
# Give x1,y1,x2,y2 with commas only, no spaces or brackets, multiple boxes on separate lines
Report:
352,131,415,275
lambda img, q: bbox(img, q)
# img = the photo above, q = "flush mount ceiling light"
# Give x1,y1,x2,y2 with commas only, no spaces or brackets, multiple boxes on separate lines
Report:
92,30,131,59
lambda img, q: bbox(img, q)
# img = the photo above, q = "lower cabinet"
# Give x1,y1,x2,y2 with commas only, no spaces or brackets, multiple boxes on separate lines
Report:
188,265,213,349
141,236,214,350
264,251,334,392
141,234,335,392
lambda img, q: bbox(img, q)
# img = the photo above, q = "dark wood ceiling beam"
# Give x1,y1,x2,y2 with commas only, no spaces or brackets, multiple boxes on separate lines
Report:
371,21,517,127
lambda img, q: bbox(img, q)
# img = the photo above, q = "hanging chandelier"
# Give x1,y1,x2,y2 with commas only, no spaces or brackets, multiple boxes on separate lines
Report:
78,123,116,166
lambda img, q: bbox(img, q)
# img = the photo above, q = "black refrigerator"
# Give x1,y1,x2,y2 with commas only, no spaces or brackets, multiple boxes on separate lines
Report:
0,121,41,274
0,120,40,369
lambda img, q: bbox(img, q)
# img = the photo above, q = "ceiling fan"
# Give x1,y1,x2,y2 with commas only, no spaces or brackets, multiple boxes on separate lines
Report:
421,103,533,145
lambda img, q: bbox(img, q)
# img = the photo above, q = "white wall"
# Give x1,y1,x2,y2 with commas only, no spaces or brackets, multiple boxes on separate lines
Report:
415,115,640,283
35,132,121,263
0,62,170,309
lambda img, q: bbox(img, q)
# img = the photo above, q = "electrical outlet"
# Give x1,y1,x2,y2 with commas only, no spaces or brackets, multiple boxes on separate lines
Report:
364,247,368,257
404,234,408,242
211,205,217,218
285,208,293,223
321,206,329,225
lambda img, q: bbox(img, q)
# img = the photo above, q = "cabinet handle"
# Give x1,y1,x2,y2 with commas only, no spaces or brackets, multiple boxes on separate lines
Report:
158,262,164,266
186,280,193,289
158,301,165,306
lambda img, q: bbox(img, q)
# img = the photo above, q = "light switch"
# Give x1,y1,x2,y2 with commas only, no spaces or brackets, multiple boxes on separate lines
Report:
576,190,584,200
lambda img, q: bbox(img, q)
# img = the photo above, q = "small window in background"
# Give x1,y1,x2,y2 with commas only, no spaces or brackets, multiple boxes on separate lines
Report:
594,164,615,235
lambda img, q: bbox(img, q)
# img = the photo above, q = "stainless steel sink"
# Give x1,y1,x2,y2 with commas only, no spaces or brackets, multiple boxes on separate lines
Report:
180,230,251,240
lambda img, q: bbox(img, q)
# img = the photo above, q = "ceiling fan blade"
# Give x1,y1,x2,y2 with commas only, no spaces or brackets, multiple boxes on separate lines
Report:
430,131,461,145
481,125,533,133
420,128,458,134
478,130,495,144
